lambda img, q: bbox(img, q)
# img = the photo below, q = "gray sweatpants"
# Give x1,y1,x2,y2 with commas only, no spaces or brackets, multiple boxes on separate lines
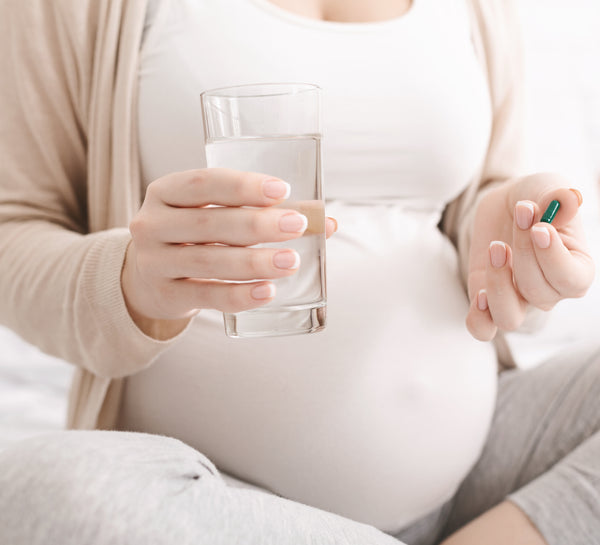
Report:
1,345,599,545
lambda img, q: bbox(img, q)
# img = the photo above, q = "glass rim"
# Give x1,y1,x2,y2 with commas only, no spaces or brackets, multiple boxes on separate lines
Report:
201,82,321,100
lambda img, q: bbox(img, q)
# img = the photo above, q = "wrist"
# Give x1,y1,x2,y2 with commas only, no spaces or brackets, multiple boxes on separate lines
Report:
121,242,192,341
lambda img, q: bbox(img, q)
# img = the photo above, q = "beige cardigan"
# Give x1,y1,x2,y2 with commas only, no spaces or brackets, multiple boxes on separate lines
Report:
0,0,523,430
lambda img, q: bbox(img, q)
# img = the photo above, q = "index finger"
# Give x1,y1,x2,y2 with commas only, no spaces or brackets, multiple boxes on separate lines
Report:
148,168,291,208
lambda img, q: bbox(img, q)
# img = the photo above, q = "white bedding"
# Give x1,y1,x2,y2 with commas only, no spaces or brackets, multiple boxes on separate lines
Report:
0,0,599,451
0,327,72,452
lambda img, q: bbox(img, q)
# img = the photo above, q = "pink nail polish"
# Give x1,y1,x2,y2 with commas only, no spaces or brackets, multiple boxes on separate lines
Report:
327,217,338,233
490,241,507,268
279,213,308,233
273,250,300,270
263,179,291,199
515,201,534,230
477,289,488,311
570,188,583,207
251,283,276,300
532,225,551,249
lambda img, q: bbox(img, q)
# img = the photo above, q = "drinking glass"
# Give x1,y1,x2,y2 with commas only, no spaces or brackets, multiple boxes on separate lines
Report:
201,83,326,338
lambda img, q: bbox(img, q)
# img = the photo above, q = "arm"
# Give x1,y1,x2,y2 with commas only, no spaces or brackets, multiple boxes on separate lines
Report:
440,3,591,541
0,0,169,379
456,1,593,341
0,1,334,380
441,0,525,287
440,1,594,351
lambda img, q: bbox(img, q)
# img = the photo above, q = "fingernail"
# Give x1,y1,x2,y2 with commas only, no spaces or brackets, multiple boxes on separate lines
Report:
532,225,551,249
279,213,308,233
263,179,291,199
327,217,338,233
490,241,507,268
273,250,300,269
570,188,583,207
515,201,534,230
251,283,276,300
477,289,488,311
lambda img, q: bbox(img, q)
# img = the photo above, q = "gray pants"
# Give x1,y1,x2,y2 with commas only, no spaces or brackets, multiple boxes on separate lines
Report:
1,345,599,545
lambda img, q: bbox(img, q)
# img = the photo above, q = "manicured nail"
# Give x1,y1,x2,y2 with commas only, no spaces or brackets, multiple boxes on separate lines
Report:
570,188,583,207
279,213,308,233
251,283,276,300
273,250,300,270
326,217,338,233
515,201,535,230
490,241,507,268
532,225,551,249
263,179,291,199
540,200,560,224
477,289,488,311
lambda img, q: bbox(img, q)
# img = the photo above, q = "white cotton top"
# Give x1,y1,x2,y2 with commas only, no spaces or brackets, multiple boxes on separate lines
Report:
121,0,498,532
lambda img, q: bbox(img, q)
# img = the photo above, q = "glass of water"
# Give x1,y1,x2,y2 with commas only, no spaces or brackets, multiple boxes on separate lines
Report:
200,83,326,338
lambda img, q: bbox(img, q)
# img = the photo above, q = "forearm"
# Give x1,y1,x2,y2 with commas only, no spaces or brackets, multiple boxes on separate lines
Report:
0,220,181,378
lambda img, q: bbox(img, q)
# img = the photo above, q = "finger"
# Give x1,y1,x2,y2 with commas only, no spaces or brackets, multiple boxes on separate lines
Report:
147,206,308,245
466,185,507,303
531,223,595,298
512,200,561,309
486,241,528,331
148,168,291,208
157,245,300,281
466,288,498,342
165,279,277,314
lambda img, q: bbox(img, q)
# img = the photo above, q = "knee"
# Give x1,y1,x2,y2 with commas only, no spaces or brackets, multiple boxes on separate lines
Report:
0,431,225,545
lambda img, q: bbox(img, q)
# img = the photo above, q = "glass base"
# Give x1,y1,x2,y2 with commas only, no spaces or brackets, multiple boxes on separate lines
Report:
224,303,326,338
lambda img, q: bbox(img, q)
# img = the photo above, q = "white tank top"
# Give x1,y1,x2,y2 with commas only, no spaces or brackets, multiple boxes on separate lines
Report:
122,0,498,532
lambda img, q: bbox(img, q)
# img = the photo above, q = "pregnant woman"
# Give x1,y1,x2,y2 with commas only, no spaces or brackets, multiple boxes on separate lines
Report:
0,1,598,544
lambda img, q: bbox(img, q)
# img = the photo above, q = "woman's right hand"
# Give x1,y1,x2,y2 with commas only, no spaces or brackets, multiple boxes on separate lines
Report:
121,168,311,338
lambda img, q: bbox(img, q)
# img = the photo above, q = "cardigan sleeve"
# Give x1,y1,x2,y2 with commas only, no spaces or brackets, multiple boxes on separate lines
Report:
0,0,185,379
440,0,525,286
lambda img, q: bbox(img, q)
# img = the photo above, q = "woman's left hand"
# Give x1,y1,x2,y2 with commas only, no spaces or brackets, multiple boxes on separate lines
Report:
466,173,595,341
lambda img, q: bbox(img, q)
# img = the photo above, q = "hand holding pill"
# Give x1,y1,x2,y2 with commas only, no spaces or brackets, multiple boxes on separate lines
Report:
465,173,595,342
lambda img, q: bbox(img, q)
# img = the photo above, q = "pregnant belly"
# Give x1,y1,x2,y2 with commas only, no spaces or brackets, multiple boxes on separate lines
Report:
119,204,498,533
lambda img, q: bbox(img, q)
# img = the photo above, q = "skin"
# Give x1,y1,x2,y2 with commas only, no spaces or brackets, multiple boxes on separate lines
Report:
441,501,548,545
466,173,593,341
121,1,594,543
122,168,337,340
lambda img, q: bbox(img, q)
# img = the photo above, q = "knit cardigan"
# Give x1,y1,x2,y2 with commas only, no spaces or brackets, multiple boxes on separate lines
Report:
0,0,523,430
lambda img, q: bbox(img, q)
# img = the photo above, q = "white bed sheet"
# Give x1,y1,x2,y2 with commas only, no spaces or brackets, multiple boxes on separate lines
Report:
0,327,72,452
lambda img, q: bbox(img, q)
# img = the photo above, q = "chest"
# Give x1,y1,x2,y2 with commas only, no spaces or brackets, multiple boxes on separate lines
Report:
267,0,413,23
138,0,491,205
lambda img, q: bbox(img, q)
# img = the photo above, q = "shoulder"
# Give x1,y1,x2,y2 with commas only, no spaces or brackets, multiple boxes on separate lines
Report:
2,1,148,59
4,0,101,37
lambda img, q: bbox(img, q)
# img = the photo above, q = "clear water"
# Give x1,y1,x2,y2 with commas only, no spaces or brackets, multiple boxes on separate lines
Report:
205,136,326,332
